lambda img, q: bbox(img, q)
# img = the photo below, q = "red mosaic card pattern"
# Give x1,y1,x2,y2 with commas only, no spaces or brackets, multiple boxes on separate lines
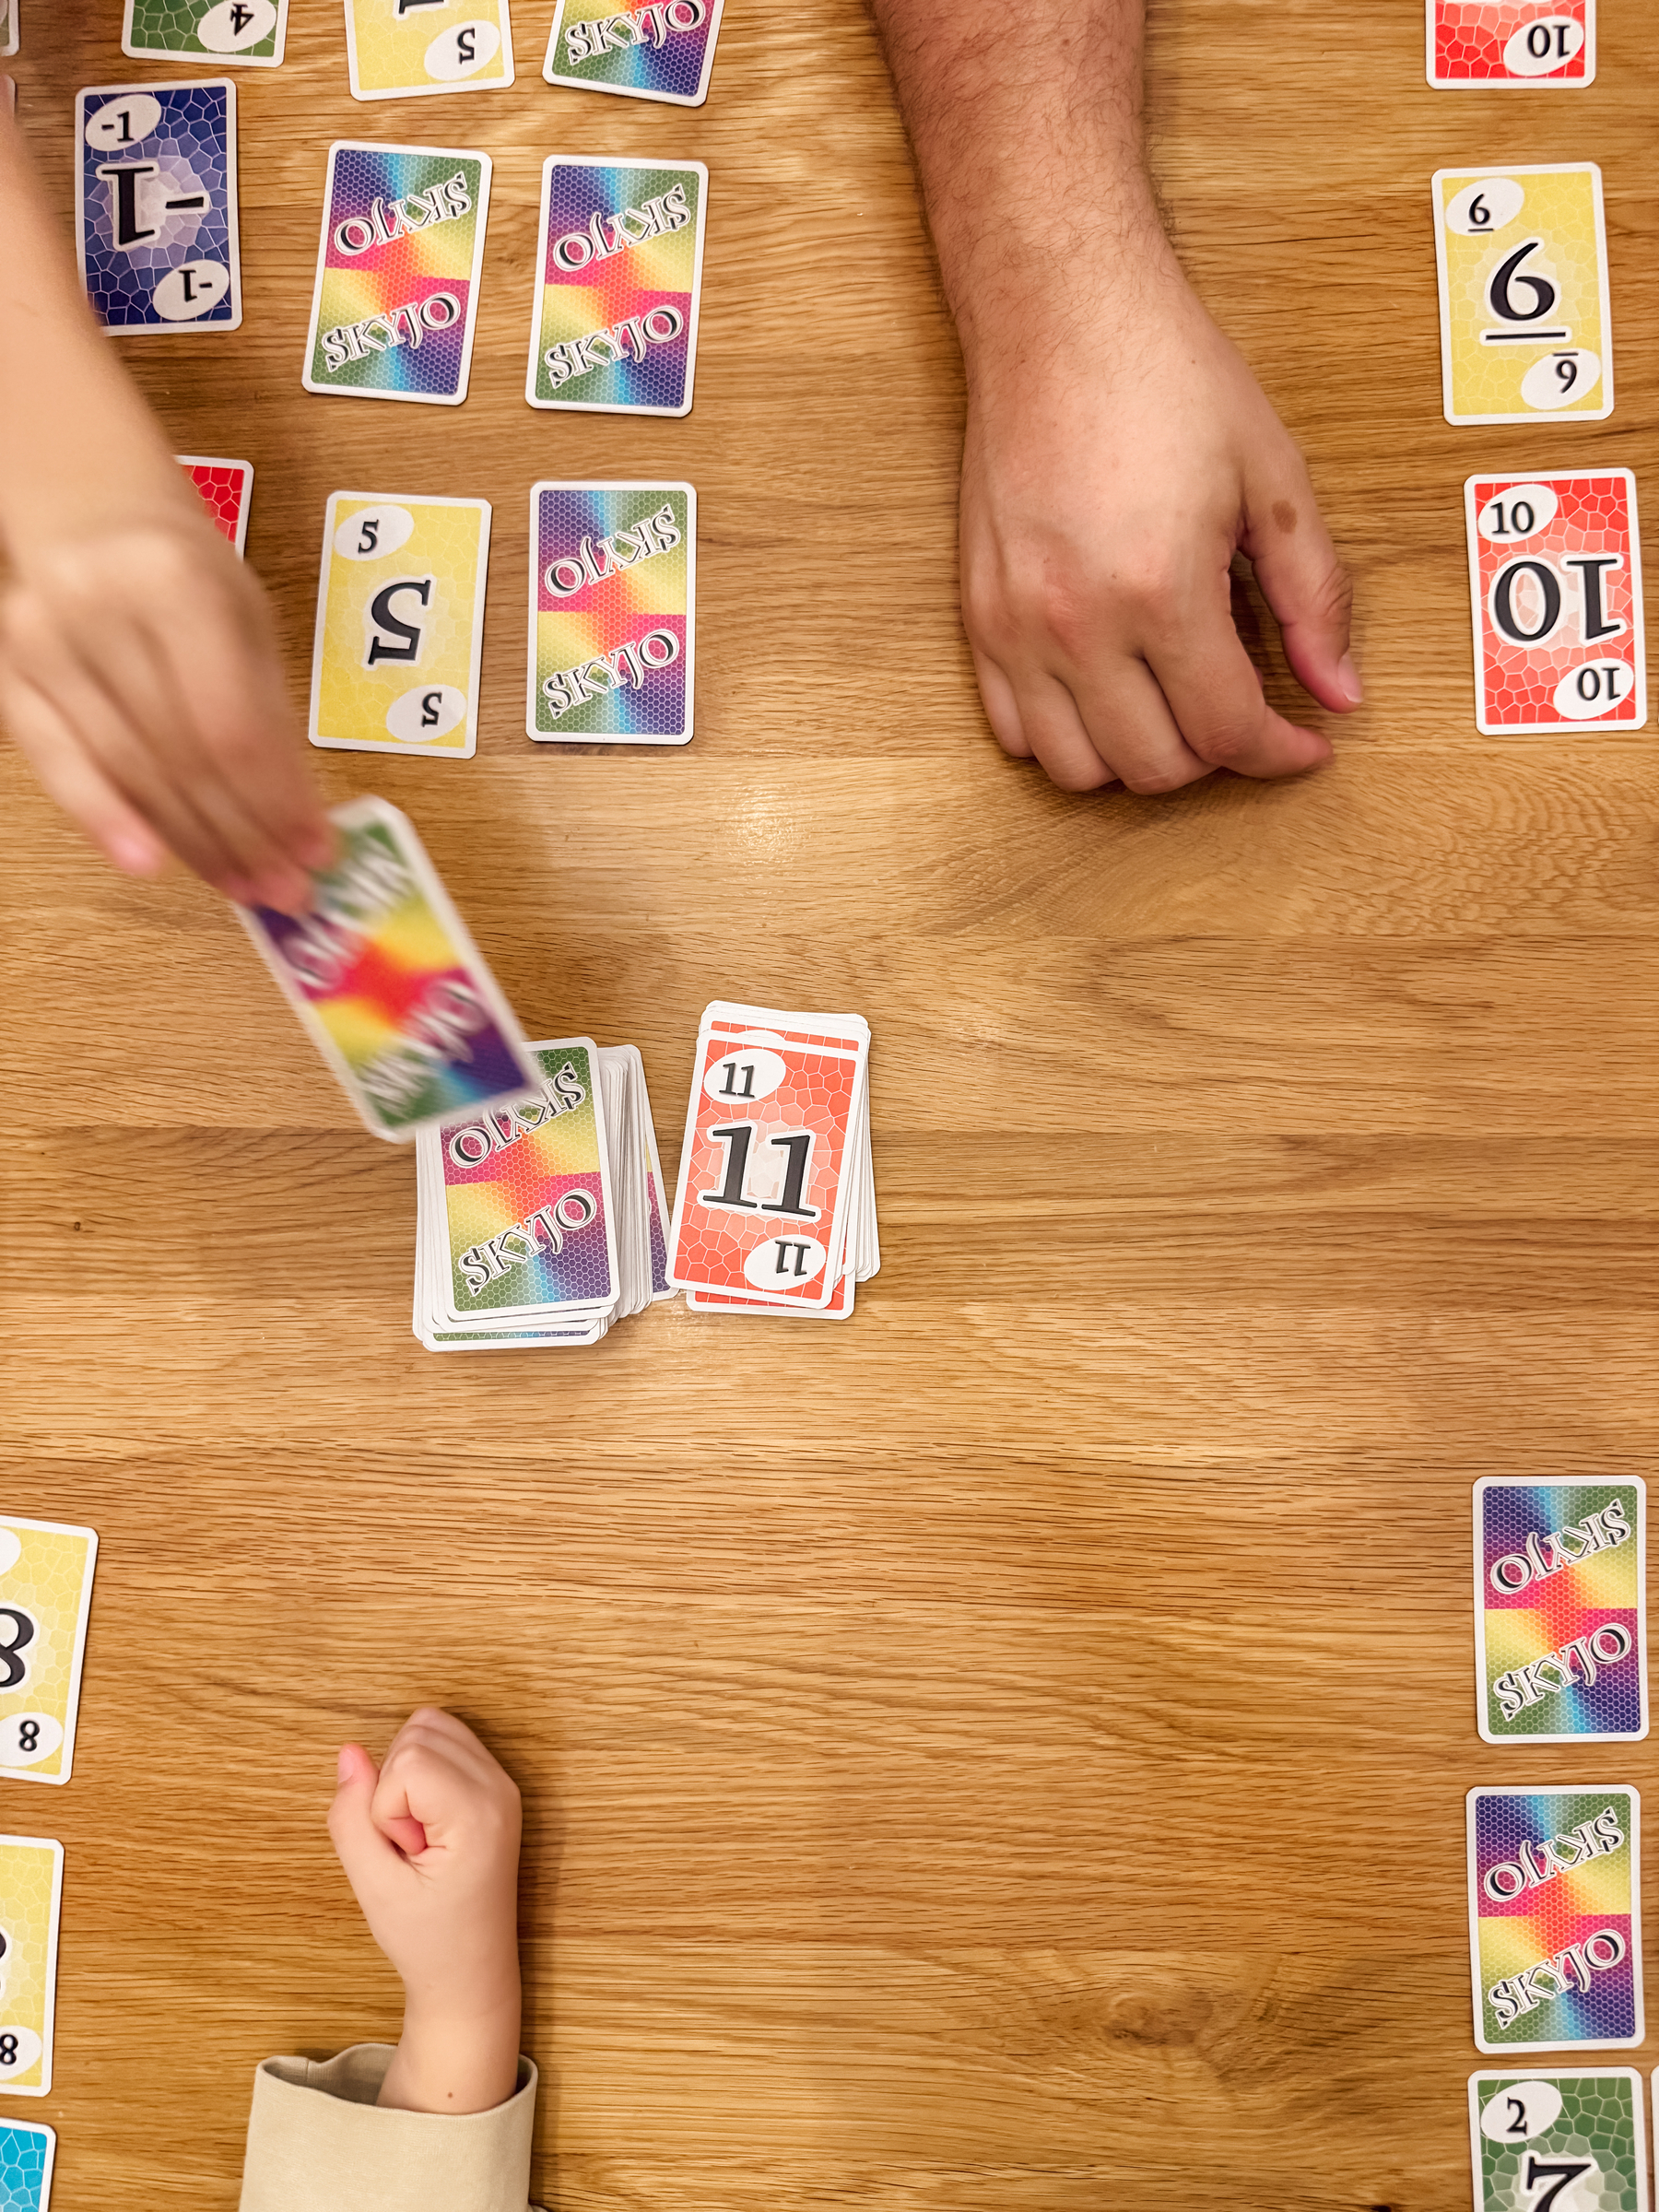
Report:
179,457,250,551
670,1033,858,1305
1467,473,1641,731
1431,1,1590,85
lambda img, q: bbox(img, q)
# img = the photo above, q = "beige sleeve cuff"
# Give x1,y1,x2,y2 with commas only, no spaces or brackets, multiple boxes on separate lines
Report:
239,2043,536,2212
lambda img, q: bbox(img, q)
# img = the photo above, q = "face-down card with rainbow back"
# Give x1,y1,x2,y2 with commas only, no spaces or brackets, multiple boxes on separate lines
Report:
311,493,490,758
544,0,723,105
303,142,491,406
237,796,539,1142
1469,2069,1645,2212
525,156,707,415
76,79,241,332
1476,1479,1646,1743
0,1839,63,2097
528,482,693,745
1468,1786,1642,2054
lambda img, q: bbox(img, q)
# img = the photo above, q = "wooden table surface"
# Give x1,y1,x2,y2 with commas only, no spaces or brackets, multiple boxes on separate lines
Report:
4,2,1656,2206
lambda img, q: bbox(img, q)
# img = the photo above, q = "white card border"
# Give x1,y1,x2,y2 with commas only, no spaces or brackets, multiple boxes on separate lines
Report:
542,0,723,105
0,2,16,58
1427,0,1596,89
344,0,514,100
122,0,289,66
75,78,243,336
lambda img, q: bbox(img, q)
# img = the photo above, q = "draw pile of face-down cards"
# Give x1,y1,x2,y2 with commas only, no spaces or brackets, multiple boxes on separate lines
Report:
1466,1476,1656,2206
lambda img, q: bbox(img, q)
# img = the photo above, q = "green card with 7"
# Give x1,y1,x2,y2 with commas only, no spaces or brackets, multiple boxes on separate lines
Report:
1470,2070,1647,2212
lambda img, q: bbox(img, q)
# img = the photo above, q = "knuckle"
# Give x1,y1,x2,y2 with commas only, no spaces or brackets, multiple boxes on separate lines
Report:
1121,759,1204,796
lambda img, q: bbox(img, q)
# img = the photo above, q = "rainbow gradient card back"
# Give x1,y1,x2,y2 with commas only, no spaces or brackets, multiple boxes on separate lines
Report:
303,142,490,406
123,0,288,65
311,493,491,758
543,0,723,105
0,1840,62,2098
434,1041,619,1324
1469,1786,1642,2053
528,482,693,745
238,797,538,1142
525,156,707,415
1477,1479,1647,1743
344,0,513,99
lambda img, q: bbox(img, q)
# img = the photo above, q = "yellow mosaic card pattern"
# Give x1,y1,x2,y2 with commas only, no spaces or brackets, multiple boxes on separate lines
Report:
344,0,513,99
1434,164,1612,425
310,495,491,758
0,1522,97,1788
0,1839,62,2097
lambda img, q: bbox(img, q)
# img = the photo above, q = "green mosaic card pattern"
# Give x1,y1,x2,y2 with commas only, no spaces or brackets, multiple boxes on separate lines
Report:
124,0,285,63
1472,2072,1644,2211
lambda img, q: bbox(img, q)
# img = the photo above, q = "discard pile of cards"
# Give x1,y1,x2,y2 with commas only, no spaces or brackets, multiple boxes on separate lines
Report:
413,1039,672,1349
666,1003,877,1318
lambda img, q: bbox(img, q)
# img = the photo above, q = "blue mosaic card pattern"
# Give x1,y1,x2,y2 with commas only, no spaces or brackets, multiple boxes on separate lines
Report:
0,2124,54,2212
76,80,241,330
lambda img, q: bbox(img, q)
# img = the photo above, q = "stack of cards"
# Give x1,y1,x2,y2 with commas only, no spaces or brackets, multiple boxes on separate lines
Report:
238,797,541,1143
1432,163,1612,425
177,455,253,554
1429,0,1593,88
302,142,491,406
1470,2070,1646,2212
413,1039,673,1350
1464,471,1645,734
666,1003,877,1319
525,155,708,416
310,493,491,758
544,0,724,105
76,80,241,332
123,0,288,65
344,0,513,100
528,481,694,746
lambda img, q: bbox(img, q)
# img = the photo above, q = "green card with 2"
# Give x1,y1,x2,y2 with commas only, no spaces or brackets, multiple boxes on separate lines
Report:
1469,2070,1647,2211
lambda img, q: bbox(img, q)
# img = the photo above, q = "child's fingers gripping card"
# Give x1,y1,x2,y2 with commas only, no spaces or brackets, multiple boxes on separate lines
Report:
0,2123,54,2212
311,494,490,758
0,1841,62,2097
123,0,288,65
526,156,707,415
302,144,490,406
529,482,693,745
76,81,241,333
1465,472,1645,735
1434,164,1611,425
1468,1787,1643,2053
1471,2071,1645,2212
544,0,723,105
0,1524,96,1788
1429,2,1593,88
238,796,539,1141
1476,1479,1647,1742
343,0,513,99
177,455,253,554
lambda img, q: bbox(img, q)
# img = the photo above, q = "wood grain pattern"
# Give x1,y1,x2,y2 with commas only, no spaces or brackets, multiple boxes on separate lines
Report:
3,2,1657,2206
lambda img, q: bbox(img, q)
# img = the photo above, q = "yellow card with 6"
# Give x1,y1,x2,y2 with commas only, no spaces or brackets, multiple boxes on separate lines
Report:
1434,163,1612,425
0,1522,97,1787
310,494,491,758
0,1838,63,2096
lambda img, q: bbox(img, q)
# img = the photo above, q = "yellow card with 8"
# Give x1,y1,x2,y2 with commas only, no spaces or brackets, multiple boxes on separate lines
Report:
0,1838,63,2096
309,494,492,758
0,1521,97,1786
1434,163,1612,425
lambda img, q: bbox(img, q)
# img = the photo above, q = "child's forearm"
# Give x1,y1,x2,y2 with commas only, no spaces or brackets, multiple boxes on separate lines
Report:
378,1984,524,2115
0,106,200,557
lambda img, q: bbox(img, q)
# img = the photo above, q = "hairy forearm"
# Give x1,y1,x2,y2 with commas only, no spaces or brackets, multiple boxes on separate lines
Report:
869,0,1182,376
0,107,198,558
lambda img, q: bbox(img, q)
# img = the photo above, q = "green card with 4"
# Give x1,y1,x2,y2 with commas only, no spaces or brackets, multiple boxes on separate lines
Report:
1469,2070,1647,2211
123,0,288,65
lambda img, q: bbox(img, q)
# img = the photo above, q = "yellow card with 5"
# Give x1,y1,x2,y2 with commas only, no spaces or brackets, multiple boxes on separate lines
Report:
0,1838,63,2096
1434,163,1613,425
344,0,514,100
310,493,491,758
0,1521,97,1788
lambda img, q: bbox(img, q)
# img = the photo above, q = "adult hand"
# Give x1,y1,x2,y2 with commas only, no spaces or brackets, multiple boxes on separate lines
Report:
329,1707,524,2114
959,265,1359,794
0,514,332,911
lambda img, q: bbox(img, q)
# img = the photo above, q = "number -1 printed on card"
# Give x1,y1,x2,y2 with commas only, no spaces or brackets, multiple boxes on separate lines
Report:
0,1524,96,1789
1434,165,1611,424
76,81,241,332
124,0,288,65
311,495,490,758
1465,474,1646,735
0,1841,62,2097
1429,2,1593,87
1470,2071,1645,2212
